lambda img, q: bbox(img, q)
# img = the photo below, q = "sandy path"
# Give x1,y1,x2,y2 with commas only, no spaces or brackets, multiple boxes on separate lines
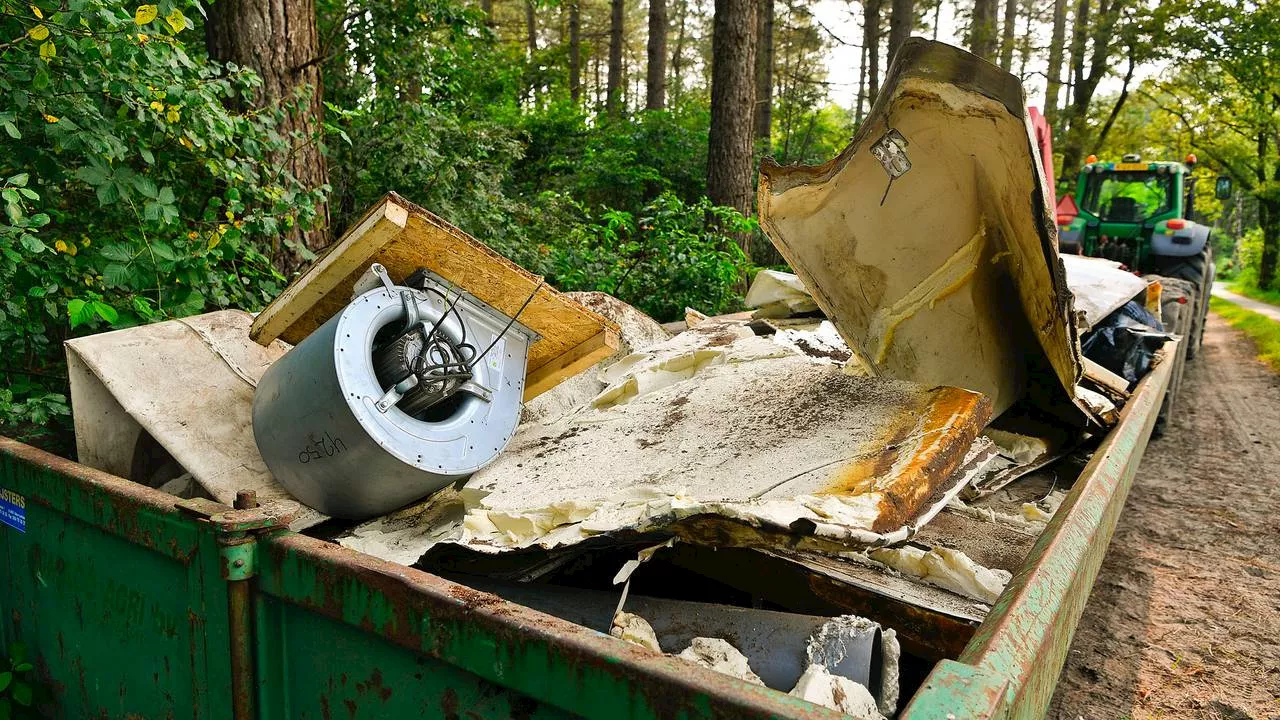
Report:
1212,283,1280,324
1049,312,1280,719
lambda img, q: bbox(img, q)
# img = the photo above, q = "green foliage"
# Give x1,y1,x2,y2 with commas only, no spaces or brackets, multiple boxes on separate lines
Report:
512,101,712,213
548,193,753,322
1230,227,1274,292
0,641,54,719
0,0,323,449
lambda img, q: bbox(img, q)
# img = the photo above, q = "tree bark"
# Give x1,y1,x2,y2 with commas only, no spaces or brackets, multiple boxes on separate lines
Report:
1259,130,1279,289
863,0,882,105
707,0,757,255
887,0,914,65
647,0,668,110
607,0,625,114
1261,198,1279,289
206,0,329,272
855,39,867,123
754,0,774,146
671,0,688,102
997,0,1016,70
967,0,998,59
481,0,494,26
1043,0,1066,123
569,2,582,103
526,0,538,56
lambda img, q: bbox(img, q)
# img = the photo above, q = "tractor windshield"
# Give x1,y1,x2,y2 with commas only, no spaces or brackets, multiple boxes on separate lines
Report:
1080,171,1174,222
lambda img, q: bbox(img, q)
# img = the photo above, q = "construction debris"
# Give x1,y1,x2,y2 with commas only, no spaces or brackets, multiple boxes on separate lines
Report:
1061,254,1148,330
758,39,1082,418
788,665,884,719
442,320,994,554
869,544,1013,604
610,612,662,652
65,310,321,529
744,269,821,319
677,638,766,686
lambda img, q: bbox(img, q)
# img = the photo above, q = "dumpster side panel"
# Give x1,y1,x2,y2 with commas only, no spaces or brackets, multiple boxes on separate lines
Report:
902,341,1176,719
255,533,844,720
0,439,234,720
254,593,576,719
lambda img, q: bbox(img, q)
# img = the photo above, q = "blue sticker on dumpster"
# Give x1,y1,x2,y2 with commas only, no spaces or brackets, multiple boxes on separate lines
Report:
0,487,25,533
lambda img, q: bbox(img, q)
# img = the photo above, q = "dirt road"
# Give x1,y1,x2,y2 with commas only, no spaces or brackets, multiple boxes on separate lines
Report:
1049,312,1280,719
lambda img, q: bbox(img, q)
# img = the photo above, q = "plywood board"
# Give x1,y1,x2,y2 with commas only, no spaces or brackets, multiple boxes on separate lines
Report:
249,193,620,400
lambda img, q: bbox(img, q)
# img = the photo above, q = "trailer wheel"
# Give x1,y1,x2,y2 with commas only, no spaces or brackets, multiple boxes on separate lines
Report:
1154,247,1212,361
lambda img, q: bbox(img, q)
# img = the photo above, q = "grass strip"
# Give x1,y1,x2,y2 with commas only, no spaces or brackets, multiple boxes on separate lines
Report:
1210,296,1280,373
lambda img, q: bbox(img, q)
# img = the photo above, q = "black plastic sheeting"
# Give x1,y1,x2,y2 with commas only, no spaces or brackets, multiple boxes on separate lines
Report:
1082,301,1171,389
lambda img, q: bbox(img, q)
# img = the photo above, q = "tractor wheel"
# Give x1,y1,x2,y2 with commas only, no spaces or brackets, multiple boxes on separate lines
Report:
1154,247,1212,361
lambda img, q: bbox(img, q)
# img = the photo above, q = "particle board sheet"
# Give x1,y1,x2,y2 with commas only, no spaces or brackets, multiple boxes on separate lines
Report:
757,39,1081,418
248,193,620,400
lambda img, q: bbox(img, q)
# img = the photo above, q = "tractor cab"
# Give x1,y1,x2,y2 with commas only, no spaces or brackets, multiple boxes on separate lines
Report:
1058,153,1197,267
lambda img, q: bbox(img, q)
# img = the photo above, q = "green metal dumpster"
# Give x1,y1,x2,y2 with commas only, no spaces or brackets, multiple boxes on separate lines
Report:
0,342,1172,718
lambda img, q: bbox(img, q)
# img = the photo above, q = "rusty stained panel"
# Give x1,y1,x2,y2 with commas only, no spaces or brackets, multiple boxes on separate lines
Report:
900,341,1176,719
254,531,849,720
0,440,235,720
821,385,992,533
0,437,203,562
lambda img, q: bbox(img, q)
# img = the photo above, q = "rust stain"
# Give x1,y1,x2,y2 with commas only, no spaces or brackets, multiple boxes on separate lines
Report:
822,386,992,533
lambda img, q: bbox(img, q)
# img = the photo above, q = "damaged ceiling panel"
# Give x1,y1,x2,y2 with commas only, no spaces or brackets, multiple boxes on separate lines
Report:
346,320,999,559
758,38,1081,417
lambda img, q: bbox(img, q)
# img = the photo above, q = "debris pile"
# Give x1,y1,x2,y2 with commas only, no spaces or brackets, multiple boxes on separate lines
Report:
61,40,1181,716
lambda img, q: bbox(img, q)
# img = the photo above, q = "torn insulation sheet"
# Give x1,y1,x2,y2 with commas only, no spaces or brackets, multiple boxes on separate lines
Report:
745,269,820,319
869,544,1013,604
65,310,323,530
758,39,1082,418
340,319,1000,560
1060,254,1147,330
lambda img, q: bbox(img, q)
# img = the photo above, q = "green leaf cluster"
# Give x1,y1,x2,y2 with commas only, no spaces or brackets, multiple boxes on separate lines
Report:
0,641,53,720
0,0,323,450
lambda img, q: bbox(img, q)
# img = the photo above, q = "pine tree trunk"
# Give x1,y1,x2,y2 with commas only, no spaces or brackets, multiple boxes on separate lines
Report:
967,0,998,59
1043,0,1067,123
887,0,914,65
526,0,538,56
754,0,774,146
671,0,688,102
855,40,866,123
206,0,329,273
607,0,625,114
481,0,494,25
647,0,668,110
707,0,757,257
997,0,1016,70
863,0,882,104
569,2,582,103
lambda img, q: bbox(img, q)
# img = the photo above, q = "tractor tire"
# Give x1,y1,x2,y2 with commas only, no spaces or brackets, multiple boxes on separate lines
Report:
1153,247,1213,361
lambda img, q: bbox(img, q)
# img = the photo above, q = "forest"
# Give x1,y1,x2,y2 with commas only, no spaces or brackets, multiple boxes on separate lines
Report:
0,0,1275,450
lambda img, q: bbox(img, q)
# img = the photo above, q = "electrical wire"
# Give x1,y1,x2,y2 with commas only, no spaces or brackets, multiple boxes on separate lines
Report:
468,280,543,370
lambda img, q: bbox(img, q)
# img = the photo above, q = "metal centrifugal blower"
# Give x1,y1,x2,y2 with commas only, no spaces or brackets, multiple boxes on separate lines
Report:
252,264,538,519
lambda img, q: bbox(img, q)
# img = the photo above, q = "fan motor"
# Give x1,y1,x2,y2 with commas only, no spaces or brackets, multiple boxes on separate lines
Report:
252,265,537,519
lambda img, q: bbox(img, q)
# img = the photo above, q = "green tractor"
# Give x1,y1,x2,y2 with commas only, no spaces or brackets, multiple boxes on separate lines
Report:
1057,153,1229,360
